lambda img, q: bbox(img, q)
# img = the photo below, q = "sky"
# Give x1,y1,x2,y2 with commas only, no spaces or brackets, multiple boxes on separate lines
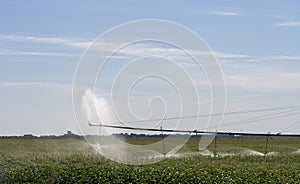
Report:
0,0,300,136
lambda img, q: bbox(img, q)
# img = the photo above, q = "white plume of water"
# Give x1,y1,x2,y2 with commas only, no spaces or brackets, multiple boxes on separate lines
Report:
292,149,300,155
198,149,214,157
240,149,265,156
80,88,196,164
82,95,92,122
81,89,166,164
81,89,116,127
266,152,280,156
165,144,185,157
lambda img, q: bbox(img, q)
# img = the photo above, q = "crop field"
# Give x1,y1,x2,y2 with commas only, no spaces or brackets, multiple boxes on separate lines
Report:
0,137,300,183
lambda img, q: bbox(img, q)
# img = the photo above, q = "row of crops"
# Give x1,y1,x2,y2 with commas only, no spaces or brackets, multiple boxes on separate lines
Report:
0,138,299,183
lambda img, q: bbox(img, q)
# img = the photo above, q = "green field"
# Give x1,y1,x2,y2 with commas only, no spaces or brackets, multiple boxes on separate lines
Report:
0,138,300,183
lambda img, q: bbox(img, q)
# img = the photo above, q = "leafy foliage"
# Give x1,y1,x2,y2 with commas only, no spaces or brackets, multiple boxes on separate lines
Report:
0,138,299,183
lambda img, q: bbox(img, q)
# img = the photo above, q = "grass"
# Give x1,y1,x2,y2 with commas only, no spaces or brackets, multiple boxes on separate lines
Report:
0,137,299,183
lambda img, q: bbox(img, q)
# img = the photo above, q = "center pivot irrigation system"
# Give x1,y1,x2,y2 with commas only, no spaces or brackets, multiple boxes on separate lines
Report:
88,104,300,138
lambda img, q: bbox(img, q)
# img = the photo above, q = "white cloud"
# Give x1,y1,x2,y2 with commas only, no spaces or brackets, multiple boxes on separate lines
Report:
101,43,249,61
0,81,71,91
0,49,72,57
275,21,300,27
227,73,300,90
0,35,92,48
210,11,239,16
266,55,300,60
217,54,300,64
213,52,249,59
0,34,251,61
2,35,298,65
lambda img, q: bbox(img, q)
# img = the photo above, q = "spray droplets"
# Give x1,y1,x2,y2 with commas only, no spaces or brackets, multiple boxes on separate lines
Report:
81,89,116,127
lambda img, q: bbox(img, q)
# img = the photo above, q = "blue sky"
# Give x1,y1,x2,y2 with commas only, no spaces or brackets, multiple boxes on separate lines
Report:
0,0,300,135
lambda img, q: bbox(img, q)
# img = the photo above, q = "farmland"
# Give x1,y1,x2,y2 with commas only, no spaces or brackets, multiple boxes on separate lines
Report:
0,137,300,183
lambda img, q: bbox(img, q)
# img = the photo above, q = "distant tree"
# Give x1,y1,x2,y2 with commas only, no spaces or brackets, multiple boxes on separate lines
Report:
23,134,36,139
